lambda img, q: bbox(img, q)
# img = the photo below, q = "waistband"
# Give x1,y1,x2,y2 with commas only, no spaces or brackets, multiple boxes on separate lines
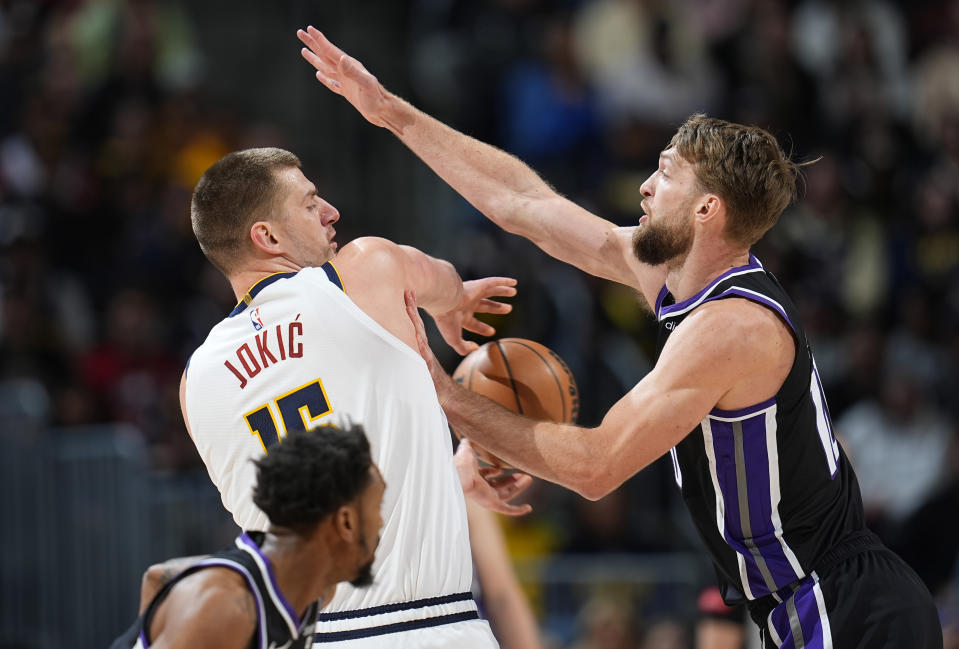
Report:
746,529,884,624
312,592,479,642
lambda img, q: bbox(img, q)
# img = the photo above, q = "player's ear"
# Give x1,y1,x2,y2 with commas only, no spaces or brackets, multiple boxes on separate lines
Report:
695,194,722,225
334,504,359,543
250,221,282,254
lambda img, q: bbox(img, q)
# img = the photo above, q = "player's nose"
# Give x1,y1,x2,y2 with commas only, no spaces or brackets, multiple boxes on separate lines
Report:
639,175,654,198
322,206,340,226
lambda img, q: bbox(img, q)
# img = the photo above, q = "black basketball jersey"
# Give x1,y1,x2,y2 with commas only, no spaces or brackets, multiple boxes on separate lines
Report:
135,532,319,649
654,255,866,604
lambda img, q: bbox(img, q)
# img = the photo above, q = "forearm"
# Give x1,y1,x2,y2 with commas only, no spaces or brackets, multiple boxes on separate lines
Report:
440,378,601,498
378,94,554,236
418,256,463,317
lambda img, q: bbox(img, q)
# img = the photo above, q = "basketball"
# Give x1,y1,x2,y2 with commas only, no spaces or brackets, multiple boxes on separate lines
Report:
452,338,579,468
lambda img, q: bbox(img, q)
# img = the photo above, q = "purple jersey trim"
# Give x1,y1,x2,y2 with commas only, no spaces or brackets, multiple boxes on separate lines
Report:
191,558,267,649
658,254,764,319
654,284,670,314
238,532,301,628
710,397,777,419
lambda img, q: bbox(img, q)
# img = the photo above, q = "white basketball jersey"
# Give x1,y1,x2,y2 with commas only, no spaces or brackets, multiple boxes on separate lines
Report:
184,264,473,612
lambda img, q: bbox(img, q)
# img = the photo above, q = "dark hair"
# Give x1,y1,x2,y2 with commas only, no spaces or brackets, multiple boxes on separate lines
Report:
669,114,800,247
252,424,373,532
190,147,301,274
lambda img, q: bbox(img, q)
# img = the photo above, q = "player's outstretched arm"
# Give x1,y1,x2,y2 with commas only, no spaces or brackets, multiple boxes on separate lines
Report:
407,292,782,499
297,27,663,304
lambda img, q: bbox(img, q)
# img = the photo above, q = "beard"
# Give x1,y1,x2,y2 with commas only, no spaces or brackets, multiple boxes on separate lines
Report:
349,531,379,588
632,211,694,266
349,557,375,587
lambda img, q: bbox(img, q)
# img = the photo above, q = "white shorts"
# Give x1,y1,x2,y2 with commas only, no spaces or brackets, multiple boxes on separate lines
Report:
311,593,499,648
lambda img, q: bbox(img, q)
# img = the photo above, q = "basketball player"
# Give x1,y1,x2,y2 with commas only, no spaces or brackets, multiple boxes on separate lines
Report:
298,27,942,647
182,148,532,647
119,425,385,649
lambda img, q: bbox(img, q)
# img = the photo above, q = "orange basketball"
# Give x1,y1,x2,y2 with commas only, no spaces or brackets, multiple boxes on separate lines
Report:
452,338,579,468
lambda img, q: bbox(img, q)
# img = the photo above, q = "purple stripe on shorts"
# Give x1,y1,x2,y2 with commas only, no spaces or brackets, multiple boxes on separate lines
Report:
769,578,830,649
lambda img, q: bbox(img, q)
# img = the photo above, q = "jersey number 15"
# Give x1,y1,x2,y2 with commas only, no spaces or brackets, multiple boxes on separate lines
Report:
243,378,332,451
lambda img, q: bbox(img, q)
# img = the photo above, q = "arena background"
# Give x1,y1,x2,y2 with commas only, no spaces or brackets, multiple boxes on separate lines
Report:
1,0,958,647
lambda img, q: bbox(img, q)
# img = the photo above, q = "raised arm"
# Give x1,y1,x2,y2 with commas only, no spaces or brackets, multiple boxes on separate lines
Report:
297,27,665,305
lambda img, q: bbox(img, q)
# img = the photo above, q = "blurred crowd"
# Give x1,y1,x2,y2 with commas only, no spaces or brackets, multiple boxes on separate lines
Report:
3,0,959,646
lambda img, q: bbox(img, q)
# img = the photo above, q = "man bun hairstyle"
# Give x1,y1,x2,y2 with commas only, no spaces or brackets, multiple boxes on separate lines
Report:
190,147,301,275
252,423,373,533
669,114,801,247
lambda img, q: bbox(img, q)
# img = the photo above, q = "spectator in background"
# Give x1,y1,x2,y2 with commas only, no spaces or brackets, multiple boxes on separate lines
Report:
837,363,951,537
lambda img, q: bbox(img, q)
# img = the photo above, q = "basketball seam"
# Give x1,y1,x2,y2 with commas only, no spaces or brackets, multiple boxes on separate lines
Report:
502,340,566,421
494,340,524,415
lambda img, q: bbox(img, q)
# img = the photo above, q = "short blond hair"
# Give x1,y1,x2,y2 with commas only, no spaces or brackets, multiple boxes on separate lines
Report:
190,147,301,274
669,114,799,247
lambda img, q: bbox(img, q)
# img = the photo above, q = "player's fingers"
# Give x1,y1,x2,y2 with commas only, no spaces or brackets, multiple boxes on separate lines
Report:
474,298,512,314
315,70,343,92
306,26,348,66
482,284,518,298
478,465,504,479
297,28,340,69
339,55,373,84
492,473,533,498
405,291,430,353
495,502,533,517
478,276,518,288
299,45,334,75
462,318,495,337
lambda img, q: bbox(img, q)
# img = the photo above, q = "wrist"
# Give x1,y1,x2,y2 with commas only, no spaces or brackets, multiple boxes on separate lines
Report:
380,92,416,137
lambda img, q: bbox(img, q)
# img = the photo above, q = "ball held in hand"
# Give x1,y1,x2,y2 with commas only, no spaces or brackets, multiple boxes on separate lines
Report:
452,338,579,468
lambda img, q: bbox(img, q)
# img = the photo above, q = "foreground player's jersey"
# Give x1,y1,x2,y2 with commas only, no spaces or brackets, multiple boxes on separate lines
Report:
655,255,865,603
184,264,473,613
136,533,318,649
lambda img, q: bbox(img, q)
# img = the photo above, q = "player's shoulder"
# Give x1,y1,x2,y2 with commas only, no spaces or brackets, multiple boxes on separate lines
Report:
335,237,409,284
335,236,406,260
684,297,791,352
167,565,255,619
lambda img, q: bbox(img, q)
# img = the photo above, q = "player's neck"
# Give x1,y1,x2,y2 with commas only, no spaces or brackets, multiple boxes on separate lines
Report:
229,258,305,303
665,239,751,303
262,534,336,616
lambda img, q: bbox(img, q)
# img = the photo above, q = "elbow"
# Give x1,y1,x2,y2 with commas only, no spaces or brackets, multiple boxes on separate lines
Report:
576,478,616,502
572,462,619,501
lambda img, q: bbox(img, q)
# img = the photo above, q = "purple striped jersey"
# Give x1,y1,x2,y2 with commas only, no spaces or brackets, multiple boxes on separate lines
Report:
655,255,866,604
134,533,318,649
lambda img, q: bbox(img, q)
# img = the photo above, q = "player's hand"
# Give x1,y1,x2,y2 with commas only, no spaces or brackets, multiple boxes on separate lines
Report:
433,277,517,355
455,439,532,516
297,26,394,129
406,290,459,403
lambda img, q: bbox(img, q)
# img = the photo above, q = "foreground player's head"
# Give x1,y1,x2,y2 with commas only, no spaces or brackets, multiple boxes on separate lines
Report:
191,147,340,277
634,114,800,265
253,424,384,587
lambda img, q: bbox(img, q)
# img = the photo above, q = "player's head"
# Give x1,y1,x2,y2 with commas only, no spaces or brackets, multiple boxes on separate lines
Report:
634,114,799,265
191,147,340,276
252,424,384,588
